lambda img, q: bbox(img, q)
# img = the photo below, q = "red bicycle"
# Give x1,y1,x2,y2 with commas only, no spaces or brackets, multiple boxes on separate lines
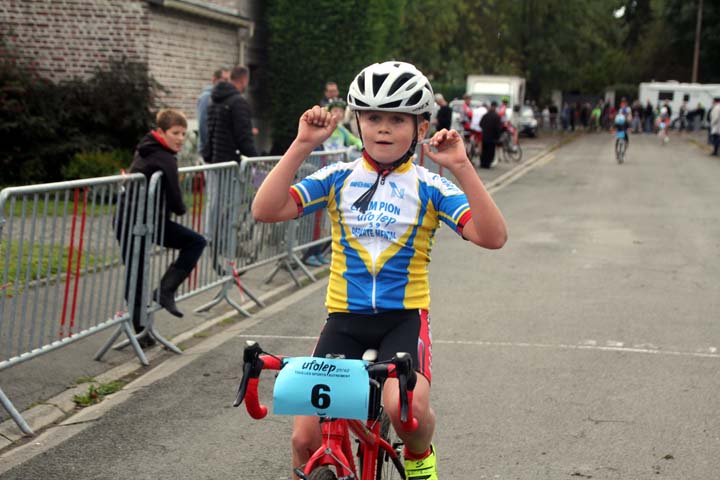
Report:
234,341,418,480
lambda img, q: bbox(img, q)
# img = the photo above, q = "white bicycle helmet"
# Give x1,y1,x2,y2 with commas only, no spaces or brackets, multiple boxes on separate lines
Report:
347,61,434,116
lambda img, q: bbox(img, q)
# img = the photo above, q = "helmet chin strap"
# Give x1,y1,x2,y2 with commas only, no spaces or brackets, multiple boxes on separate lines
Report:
351,113,419,213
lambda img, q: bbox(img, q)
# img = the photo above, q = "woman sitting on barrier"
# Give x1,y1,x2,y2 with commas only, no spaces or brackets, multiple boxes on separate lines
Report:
116,109,206,345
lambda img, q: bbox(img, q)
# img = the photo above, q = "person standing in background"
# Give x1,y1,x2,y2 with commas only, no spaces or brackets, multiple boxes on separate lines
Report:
479,101,502,169
203,65,258,163
644,100,655,133
203,66,258,275
196,67,230,155
710,97,720,156
319,81,340,107
434,93,452,133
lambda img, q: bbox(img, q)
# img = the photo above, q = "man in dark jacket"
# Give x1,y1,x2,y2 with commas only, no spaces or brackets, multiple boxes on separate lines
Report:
202,65,258,163
434,93,452,132
479,101,502,169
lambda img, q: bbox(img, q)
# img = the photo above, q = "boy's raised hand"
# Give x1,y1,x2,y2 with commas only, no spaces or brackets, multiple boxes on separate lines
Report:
423,129,470,170
296,106,337,148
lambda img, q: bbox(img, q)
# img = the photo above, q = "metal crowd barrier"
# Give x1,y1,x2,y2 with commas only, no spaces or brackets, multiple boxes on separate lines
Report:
0,148,353,435
252,148,353,284
0,174,150,434
94,161,267,356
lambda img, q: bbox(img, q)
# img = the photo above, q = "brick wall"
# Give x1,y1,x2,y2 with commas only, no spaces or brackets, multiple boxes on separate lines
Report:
0,0,150,82
1,0,269,150
147,8,239,120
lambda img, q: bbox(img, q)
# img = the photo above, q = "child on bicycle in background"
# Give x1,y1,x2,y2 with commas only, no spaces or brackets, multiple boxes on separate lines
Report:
252,61,507,480
614,111,629,149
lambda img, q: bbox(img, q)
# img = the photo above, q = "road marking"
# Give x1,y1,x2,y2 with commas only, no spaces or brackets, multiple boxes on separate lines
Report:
237,335,720,359
486,152,556,194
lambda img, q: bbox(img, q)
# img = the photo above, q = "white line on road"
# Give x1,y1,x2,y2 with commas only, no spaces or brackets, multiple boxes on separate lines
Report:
238,334,720,359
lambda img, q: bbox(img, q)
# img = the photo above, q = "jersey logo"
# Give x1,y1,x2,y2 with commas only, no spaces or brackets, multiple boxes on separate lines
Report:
389,181,405,199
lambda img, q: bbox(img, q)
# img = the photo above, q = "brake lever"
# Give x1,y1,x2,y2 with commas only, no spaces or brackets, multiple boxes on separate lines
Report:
233,341,264,407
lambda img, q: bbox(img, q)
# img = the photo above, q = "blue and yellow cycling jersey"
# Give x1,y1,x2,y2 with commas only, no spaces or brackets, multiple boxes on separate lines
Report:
290,154,471,313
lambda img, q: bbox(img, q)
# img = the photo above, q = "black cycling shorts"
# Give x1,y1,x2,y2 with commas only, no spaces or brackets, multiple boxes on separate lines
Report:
311,309,432,383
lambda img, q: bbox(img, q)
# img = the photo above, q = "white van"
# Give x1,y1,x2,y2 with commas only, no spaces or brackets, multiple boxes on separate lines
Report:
638,81,720,123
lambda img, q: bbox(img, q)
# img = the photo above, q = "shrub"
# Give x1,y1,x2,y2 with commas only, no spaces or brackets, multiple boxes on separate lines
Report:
0,36,164,185
62,149,133,180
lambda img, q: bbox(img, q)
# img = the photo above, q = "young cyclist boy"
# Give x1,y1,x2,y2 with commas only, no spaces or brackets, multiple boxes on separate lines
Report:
252,61,507,480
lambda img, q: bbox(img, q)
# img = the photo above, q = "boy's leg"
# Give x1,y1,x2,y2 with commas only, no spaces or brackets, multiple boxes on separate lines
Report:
382,375,435,453
377,309,436,462
155,221,207,316
161,221,207,272
291,415,322,479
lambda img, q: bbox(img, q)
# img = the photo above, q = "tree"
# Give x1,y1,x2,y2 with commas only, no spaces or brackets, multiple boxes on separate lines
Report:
264,0,404,153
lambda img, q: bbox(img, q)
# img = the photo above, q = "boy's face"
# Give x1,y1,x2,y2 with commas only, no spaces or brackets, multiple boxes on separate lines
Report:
358,111,428,164
329,106,345,123
157,125,187,153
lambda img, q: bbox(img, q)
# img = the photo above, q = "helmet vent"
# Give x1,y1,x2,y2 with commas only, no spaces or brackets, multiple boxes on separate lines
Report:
379,100,402,109
372,73,388,95
356,73,366,94
388,73,414,95
407,90,423,106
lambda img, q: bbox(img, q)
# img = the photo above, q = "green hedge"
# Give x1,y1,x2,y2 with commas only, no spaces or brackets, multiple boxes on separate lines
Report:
0,44,164,185
62,150,133,180
264,0,404,154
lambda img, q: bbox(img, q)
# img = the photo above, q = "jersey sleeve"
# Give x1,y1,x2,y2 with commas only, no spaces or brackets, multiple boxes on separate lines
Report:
429,174,472,234
289,163,339,216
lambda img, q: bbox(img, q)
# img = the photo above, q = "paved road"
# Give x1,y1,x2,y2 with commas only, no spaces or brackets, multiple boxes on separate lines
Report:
3,131,718,479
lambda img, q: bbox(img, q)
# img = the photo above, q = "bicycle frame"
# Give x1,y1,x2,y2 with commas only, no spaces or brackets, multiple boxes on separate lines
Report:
300,416,400,479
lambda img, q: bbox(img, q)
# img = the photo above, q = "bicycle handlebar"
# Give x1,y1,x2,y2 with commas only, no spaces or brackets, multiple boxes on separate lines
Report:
232,341,284,419
233,341,418,431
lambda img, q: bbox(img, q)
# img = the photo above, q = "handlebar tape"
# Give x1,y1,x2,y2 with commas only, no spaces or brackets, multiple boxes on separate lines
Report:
244,378,268,419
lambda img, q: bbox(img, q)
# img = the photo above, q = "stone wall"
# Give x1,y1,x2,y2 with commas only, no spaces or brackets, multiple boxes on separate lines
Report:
1,0,262,118
0,0,150,82
147,7,239,118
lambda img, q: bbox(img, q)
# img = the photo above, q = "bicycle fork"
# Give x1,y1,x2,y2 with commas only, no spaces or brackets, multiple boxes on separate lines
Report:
296,419,357,479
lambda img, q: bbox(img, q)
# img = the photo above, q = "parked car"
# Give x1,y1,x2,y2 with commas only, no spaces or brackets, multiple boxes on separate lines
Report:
516,106,538,137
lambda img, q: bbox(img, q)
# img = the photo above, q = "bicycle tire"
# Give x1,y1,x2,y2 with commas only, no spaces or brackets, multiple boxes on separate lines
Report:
375,413,405,480
465,139,474,162
616,139,626,164
470,142,479,164
307,466,337,480
508,144,522,162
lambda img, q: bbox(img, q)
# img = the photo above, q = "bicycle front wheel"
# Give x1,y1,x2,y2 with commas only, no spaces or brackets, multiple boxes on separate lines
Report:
308,466,337,480
508,144,522,162
616,139,626,163
375,413,405,480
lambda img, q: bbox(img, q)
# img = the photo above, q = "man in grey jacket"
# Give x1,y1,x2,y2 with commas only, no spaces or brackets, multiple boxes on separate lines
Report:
196,67,229,154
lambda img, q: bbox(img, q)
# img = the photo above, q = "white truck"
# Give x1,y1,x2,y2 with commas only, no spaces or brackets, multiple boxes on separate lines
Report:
448,75,527,133
466,75,526,116
638,81,720,123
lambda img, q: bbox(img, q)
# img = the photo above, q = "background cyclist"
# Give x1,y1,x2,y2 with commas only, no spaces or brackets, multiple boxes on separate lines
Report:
461,93,474,139
498,97,519,146
614,111,629,158
252,61,507,480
